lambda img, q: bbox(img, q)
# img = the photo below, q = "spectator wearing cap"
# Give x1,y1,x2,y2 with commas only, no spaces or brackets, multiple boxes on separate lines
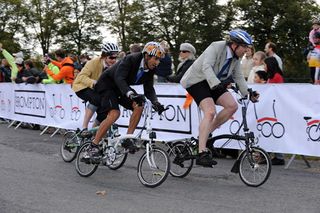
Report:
156,40,173,82
0,43,20,82
44,49,75,84
42,53,61,84
167,43,196,83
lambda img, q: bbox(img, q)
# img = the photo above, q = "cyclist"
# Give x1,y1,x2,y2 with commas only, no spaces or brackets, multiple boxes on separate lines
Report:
84,41,166,162
72,42,119,135
180,29,259,167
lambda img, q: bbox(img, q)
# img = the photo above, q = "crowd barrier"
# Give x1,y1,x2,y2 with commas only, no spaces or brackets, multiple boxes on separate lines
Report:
0,82,320,157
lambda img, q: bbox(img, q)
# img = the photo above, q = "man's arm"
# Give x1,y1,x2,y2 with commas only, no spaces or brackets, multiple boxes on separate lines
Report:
231,62,249,96
143,75,158,103
114,57,135,97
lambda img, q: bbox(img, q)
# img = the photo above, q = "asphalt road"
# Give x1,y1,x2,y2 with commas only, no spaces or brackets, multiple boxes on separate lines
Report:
0,123,319,213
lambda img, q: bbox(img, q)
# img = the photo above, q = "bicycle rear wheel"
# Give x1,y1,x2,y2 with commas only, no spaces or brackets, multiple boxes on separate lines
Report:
137,147,170,188
167,142,194,178
239,147,271,187
60,131,81,162
75,142,99,177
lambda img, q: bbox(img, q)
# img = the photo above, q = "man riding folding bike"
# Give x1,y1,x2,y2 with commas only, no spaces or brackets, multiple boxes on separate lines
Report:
83,41,166,163
180,29,259,167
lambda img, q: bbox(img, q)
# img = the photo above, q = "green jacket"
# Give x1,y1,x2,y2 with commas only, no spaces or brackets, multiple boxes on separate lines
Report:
42,63,60,84
1,49,18,81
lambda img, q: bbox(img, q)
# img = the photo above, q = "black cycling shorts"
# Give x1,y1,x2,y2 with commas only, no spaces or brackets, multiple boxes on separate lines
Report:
95,76,135,122
75,88,101,107
186,80,228,105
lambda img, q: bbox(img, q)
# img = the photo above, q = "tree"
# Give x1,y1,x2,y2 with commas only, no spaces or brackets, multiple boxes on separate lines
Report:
57,0,105,55
232,0,320,82
0,0,24,53
23,0,65,55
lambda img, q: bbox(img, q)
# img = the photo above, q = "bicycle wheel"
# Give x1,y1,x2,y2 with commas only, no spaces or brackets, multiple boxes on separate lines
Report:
238,147,271,187
167,142,194,178
137,147,170,188
261,122,272,138
107,145,128,170
60,131,81,162
75,142,99,177
308,125,320,141
272,122,285,138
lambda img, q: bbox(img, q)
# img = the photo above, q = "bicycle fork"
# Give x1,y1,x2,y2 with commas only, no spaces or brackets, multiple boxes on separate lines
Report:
146,143,158,169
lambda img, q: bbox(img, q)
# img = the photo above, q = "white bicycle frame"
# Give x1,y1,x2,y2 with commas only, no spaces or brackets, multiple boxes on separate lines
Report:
108,98,158,168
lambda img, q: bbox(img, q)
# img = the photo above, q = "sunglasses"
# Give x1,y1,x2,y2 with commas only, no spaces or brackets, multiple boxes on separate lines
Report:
108,56,117,60
180,50,190,53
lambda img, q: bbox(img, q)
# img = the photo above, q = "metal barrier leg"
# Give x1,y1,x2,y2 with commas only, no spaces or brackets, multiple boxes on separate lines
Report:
40,126,50,135
8,120,16,128
285,154,311,169
301,155,311,168
14,121,23,130
50,128,60,138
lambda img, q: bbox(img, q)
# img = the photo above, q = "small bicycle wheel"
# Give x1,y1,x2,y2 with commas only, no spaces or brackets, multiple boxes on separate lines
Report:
137,147,170,188
239,147,271,187
167,142,194,178
75,142,99,177
60,131,81,162
308,125,320,141
107,145,128,170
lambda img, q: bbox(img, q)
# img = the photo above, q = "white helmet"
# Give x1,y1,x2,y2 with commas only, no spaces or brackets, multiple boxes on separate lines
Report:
101,42,119,54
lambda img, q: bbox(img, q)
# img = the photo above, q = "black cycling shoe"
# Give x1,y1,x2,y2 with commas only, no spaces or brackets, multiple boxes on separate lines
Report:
81,143,102,164
196,151,217,168
121,139,138,154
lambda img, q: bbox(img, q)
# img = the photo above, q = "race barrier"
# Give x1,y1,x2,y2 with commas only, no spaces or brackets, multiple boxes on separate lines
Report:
0,82,320,157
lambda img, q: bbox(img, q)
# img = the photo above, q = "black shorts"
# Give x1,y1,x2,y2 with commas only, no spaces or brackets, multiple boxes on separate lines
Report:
186,80,227,106
75,88,101,107
95,76,135,122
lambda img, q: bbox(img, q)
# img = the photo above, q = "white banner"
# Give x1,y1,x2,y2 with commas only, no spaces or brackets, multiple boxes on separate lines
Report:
0,83,320,157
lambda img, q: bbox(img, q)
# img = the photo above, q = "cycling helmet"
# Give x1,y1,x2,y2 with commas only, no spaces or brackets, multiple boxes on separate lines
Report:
228,29,253,46
142,42,165,58
101,42,119,54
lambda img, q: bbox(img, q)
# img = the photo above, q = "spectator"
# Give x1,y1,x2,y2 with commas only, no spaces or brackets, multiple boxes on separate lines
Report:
309,17,320,47
24,59,43,83
254,70,268,84
240,45,255,80
118,51,126,60
44,49,74,84
167,43,196,83
14,58,31,84
307,31,320,84
0,59,11,82
156,40,172,82
0,43,19,82
247,51,266,83
70,54,82,78
79,53,90,68
264,56,285,165
264,42,283,71
129,43,142,54
41,53,61,84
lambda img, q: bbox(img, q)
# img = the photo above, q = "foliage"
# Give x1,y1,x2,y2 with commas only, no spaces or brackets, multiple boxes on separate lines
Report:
232,0,320,82
56,0,105,55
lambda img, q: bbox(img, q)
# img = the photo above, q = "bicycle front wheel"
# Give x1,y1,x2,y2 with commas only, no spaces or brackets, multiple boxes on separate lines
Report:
107,145,128,170
137,147,170,188
75,142,99,177
60,131,80,162
239,147,271,187
167,142,194,178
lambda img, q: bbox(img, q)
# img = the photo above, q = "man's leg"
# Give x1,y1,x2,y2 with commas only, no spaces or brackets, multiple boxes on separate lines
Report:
127,104,143,134
198,98,216,153
92,109,120,145
209,92,238,133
